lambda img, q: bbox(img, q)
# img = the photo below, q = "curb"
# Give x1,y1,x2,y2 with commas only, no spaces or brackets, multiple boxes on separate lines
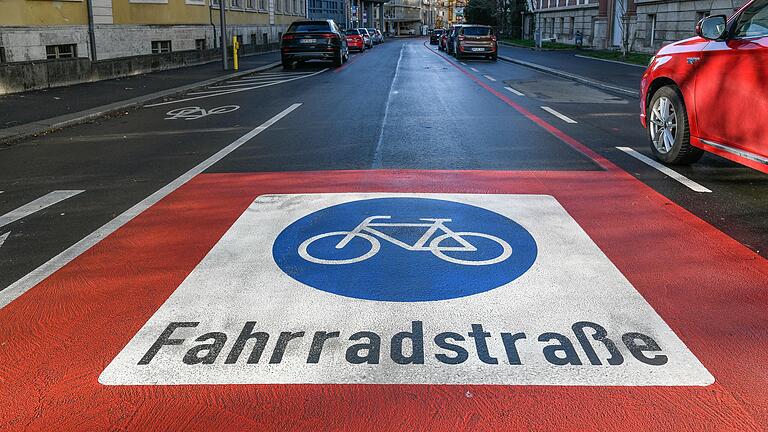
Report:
498,55,640,98
0,61,282,146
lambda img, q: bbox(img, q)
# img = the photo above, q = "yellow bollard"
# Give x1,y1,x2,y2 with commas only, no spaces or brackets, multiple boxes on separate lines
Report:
232,36,239,71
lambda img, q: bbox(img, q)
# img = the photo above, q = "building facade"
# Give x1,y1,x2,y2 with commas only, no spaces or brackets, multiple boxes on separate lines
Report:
532,0,747,52
0,0,306,63
307,0,347,26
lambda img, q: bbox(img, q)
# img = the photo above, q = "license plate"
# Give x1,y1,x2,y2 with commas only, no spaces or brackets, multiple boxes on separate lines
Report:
471,48,485,52
300,39,317,43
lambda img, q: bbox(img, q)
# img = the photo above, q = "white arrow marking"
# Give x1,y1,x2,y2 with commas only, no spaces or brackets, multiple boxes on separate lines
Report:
0,190,85,229
0,232,8,248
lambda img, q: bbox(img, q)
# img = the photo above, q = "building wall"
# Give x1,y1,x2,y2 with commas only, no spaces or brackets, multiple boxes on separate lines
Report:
534,0,747,52
307,0,346,27
0,0,305,62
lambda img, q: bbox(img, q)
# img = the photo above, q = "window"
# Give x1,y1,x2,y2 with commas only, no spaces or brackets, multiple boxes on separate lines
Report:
247,0,255,8
0,47,6,63
695,10,710,25
569,16,575,35
647,14,656,46
559,17,564,34
231,0,242,7
45,44,77,59
263,32,269,44
259,0,267,8
294,0,301,14
151,40,172,53
734,0,768,38
195,38,206,50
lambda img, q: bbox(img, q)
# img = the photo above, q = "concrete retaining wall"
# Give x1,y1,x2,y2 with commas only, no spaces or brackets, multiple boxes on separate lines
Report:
0,43,278,95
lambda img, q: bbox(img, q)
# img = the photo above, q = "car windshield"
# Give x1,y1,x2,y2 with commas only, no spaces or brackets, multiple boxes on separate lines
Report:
288,22,332,32
344,30,360,35
463,27,492,36
357,29,368,34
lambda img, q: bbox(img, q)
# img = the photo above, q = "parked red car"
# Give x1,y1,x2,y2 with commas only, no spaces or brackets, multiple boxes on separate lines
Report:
640,0,768,173
344,29,366,52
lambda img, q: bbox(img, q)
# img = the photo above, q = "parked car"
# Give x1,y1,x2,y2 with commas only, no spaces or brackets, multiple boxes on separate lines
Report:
375,29,385,43
452,25,497,60
640,0,768,173
439,30,449,51
281,20,349,68
430,29,445,45
446,25,464,55
367,28,383,44
357,28,374,48
344,29,366,52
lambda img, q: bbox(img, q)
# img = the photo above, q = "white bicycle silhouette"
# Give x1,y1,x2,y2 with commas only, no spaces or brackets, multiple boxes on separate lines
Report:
298,216,512,266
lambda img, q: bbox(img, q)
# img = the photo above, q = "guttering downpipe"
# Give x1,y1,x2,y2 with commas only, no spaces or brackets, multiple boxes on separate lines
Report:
85,0,97,60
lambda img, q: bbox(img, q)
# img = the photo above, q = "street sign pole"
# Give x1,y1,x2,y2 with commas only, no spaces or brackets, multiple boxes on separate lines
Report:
220,0,229,70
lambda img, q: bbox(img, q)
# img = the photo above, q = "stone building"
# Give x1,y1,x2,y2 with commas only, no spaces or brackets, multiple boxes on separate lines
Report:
531,0,747,52
0,0,306,63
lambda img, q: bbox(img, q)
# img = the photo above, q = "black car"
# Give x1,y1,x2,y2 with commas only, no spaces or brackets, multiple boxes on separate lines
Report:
280,20,349,69
446,25,464,55
430,29,444,45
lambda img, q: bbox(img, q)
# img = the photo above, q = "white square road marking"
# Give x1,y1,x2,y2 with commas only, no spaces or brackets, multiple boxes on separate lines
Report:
100,193,713,386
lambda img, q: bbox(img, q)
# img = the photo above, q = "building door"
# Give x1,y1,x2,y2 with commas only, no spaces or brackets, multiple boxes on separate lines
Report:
612,0,625,46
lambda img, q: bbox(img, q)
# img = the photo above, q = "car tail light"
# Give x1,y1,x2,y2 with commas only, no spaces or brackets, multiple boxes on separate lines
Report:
458,35,465,41
318,33,338,40
491,35,497,42
282,34,295,40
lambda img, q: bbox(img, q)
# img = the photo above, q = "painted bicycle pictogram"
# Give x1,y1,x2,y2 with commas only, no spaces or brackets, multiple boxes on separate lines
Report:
298,215,513,266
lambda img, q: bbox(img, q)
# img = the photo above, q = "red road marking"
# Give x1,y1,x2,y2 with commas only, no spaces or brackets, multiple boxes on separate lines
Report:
422,42,615,172
0,169,766,430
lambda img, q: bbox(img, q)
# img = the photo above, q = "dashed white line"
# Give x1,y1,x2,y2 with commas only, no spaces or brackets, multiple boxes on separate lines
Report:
208,80,289,89
541,106,577,124
0,190,85,229
483,75,497,82
616,147,712,193
460,62,467,65
0,232,8,248
470,67,479,72
0,103,303,310
504,86,525,96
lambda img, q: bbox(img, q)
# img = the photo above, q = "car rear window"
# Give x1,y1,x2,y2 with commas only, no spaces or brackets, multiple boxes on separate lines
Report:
357,29,368,34
462,27,492,36
288,22,332,33
344,30,360,35
434,30,444,35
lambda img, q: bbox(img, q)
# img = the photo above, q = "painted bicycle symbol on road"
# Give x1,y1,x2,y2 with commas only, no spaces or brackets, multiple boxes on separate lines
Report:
164,105,240,120
298,215,513,266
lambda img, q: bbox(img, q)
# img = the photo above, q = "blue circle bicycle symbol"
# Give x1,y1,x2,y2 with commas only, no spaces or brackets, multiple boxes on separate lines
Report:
273,197,537,302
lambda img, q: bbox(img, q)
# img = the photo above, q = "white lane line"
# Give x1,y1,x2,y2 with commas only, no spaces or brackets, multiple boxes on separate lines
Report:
0,190,85,229
208,80,288,89
0,103,302,310
616,147,713,193
372,45,404,169
145,70,326,107
504,86,525,96
460,62,467,65
0,232,8,248
541,106,578,124
483,75,497,82
470,67,479,72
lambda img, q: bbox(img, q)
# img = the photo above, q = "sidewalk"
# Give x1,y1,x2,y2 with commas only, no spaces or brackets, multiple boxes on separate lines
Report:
0,51,280,144
498,44,644,97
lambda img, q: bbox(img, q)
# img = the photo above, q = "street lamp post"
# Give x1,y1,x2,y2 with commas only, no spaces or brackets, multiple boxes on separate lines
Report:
220,0,229,70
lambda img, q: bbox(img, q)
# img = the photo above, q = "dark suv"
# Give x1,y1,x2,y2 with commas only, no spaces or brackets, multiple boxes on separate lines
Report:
452,25,497,60
280,20,349,69
430,29,445,45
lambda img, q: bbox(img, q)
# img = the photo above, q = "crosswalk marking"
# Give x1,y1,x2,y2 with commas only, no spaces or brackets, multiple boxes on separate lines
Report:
0,190,85,229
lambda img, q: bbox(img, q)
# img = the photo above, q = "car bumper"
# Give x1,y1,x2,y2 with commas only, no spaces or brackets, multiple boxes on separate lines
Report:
282,50,338,60
458,46,496,55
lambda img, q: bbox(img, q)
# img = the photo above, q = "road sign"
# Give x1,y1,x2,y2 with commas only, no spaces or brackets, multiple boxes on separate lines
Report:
101,193,711,386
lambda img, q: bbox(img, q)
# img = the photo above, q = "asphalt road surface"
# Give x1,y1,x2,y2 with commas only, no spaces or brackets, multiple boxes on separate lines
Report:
1,38,767,430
